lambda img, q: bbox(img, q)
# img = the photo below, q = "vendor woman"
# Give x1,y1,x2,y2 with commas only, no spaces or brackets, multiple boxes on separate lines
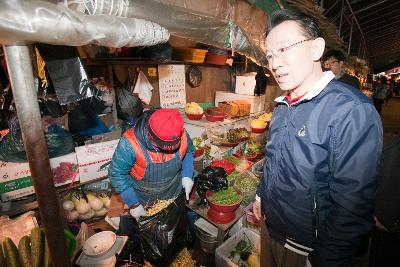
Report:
108,108,195,220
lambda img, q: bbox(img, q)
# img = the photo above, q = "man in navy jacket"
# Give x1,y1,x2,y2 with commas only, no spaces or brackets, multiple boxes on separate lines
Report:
253,10,382,267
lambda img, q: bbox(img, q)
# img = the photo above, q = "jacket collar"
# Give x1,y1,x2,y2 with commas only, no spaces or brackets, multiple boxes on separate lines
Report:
275,71,335,105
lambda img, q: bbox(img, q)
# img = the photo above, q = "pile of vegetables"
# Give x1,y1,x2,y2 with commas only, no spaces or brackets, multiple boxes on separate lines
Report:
208,187,242,205
145,198,175,216
185,102,203,114
0,227,74,267
229,234,260,267
62,189,110,222
192,137,205,150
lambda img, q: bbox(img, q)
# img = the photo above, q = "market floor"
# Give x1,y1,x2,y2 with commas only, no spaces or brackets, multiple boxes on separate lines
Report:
381,96,400,143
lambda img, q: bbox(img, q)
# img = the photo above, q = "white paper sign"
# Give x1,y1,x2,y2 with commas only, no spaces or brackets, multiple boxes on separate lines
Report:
158,65,186,108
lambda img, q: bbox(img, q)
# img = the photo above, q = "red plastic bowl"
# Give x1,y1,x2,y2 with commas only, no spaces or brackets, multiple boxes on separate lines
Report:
251,126,267,133
205,113,225,122
207,208,235,224
206,190,242,212
233,151,258,162
210,160,236,175
194,147,204,158
185,112,203,120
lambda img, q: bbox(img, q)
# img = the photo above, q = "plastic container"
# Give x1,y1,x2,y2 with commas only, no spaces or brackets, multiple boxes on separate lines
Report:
204,52,228,65
251,126,267,133
210,159,236,175
185,112,204,120
215,228,261,267
205,113,225,122
195,218,218,254
244,203,261,225
206,190,242,213
172,48,208,63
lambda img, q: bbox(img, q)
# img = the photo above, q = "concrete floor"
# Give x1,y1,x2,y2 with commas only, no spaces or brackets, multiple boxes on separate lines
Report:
381,96,400,144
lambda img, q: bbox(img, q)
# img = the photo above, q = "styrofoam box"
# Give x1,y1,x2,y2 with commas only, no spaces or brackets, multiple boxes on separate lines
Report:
75,139,119,183
0,153,78,201
235,75,256,95
215,91,265,114
215,228,261,267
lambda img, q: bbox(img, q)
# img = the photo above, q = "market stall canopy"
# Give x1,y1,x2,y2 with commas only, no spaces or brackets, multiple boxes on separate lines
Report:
0,0,268,66
288,0,400,73
0,0,170,48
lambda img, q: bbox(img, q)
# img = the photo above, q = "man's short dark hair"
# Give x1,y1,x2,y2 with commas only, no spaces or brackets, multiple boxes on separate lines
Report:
267,9,323,39
322,49,346,62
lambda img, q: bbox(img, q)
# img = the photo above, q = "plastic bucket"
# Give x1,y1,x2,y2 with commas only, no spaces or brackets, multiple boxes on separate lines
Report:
195,226,218,254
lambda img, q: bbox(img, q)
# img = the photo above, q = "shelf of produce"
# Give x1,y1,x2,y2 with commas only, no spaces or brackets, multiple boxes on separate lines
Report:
2,176,109,217
187,196,245,244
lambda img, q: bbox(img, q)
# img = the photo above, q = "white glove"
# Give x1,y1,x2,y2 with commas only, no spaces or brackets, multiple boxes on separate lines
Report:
182,177,194,200
129,204,146,220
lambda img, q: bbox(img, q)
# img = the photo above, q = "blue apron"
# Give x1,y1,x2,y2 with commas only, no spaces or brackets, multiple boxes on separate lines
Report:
132,143,183,205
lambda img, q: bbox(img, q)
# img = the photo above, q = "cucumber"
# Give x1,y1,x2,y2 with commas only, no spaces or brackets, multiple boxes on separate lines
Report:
43,238,52,267
30,227,44,267
3,238,21,267
18,236,32,267
0,243,6,267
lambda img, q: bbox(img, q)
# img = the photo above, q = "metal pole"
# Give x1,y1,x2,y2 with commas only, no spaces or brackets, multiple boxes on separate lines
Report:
348,17,354,55
339,0,344,36
3,45,71,267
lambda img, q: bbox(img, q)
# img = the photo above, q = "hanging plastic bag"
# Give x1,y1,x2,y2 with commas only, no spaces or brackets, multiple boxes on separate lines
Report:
138,193,187,266
35,44,93,105
115,87,143,121
133,71,153,105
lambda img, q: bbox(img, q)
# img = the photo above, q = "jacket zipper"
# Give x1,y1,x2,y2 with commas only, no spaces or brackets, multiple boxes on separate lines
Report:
312,193,318,239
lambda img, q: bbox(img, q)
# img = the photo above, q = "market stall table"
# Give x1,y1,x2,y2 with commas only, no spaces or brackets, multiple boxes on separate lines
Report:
187,196,245,245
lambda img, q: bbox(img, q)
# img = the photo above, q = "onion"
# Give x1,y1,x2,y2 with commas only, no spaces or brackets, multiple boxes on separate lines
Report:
95,208,108,217
71,191,91,214
79,209,95,220
66,210,79,222
87,192,104,211
62,200,75,211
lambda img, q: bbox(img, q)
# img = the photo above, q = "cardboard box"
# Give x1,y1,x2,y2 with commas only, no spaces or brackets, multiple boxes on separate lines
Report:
215,91,265,114
75,139,119,183
235,75,256,95
0,153,79,201
218,100,250,118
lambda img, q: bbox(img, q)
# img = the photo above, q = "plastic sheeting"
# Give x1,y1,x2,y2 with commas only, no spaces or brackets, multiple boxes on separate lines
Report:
0,0,169,48
77,0,268,65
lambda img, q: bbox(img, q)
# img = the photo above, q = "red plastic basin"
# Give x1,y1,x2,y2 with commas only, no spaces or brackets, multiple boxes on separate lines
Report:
206,190,242,213
186,112,204,120
210,160,236,175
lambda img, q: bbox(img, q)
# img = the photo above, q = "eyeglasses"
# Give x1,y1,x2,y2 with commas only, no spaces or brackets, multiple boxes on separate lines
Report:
323,60,339,68
266,38,314,63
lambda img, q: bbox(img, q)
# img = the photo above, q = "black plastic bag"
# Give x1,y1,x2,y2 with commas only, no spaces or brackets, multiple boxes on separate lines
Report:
138,193,187,267
194,166,228,205
115,86,143,121
35,44,93,104
202,166,227,180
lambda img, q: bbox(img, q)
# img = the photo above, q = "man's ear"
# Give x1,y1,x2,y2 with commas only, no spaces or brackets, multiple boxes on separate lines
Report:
312,37,325,61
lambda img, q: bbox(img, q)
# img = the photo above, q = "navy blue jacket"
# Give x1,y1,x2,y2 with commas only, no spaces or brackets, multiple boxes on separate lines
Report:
257,73,383,267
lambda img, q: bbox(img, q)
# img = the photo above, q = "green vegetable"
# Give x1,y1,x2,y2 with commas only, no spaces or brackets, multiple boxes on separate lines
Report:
0,243,6,267
3,237,21,267
30,227,44,267
192,137,205,149
209,187,242,205
224,155,240,166
18,236,32,267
